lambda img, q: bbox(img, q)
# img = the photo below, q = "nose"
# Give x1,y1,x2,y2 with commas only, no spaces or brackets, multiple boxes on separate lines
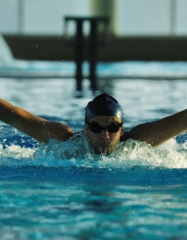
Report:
100,130,109,141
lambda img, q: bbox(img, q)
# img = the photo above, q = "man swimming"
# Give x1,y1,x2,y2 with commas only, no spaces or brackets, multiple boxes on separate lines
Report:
0,93,187,155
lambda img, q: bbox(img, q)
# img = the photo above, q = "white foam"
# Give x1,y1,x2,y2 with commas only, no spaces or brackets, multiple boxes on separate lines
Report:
0,135,187,169
0,35,13,65
0,144,35,166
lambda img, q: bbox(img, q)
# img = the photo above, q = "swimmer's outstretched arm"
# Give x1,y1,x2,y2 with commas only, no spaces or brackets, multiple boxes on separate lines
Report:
121,109,187,147
0,99,74,142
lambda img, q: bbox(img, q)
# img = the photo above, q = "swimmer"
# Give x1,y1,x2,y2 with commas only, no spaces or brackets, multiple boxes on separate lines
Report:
0,93,187,155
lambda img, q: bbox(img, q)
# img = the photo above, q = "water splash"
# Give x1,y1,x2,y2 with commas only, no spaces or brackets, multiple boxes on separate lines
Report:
0,35,13,65
0,132,187,169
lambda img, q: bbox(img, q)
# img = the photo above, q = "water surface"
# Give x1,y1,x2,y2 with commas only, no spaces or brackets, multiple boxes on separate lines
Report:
0,62,187,239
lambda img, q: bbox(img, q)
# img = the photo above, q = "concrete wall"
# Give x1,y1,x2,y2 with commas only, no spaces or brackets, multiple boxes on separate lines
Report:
4,35,187,61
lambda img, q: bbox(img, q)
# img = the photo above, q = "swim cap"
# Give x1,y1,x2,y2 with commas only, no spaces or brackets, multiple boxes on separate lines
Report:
85,94,124,122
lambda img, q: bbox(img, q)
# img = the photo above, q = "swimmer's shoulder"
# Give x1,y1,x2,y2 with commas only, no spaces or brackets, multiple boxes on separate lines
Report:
71,130,85,141
120,130,131,142
120,128,139,142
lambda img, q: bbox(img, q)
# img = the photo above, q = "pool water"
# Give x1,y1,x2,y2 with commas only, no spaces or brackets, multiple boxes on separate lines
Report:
1,61,187,239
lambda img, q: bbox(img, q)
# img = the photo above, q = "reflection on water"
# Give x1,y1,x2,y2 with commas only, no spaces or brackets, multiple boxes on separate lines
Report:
0,167,187,239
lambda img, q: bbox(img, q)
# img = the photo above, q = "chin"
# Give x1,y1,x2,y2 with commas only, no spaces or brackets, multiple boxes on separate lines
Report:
95,146,115,155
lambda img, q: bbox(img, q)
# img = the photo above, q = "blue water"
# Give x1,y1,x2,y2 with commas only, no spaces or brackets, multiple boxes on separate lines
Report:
1,167,187,239
1,61,187,239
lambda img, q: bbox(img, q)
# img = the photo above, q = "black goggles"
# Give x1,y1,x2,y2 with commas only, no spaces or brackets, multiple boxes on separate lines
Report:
87,122,122,133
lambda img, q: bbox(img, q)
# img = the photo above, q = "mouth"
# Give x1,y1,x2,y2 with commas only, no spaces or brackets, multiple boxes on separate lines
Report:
97,145,113,155
99,144,111,148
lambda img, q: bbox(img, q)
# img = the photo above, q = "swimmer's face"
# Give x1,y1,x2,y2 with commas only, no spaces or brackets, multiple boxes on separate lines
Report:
85,116,124,155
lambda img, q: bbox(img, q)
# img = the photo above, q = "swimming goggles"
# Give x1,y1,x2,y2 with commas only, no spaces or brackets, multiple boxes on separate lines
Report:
87,122,122,133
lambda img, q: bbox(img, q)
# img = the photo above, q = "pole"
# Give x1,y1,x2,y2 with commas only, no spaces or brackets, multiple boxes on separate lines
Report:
89,20,97,91
18,0,24,34
75,20,84,91
170,0,176,36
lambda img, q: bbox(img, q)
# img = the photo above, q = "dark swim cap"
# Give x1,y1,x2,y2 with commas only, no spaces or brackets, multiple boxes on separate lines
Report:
85,94,124,122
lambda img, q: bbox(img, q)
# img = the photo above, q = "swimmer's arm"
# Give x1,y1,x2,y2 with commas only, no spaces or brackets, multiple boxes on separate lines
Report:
0,98,74,142
121,109,187,147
